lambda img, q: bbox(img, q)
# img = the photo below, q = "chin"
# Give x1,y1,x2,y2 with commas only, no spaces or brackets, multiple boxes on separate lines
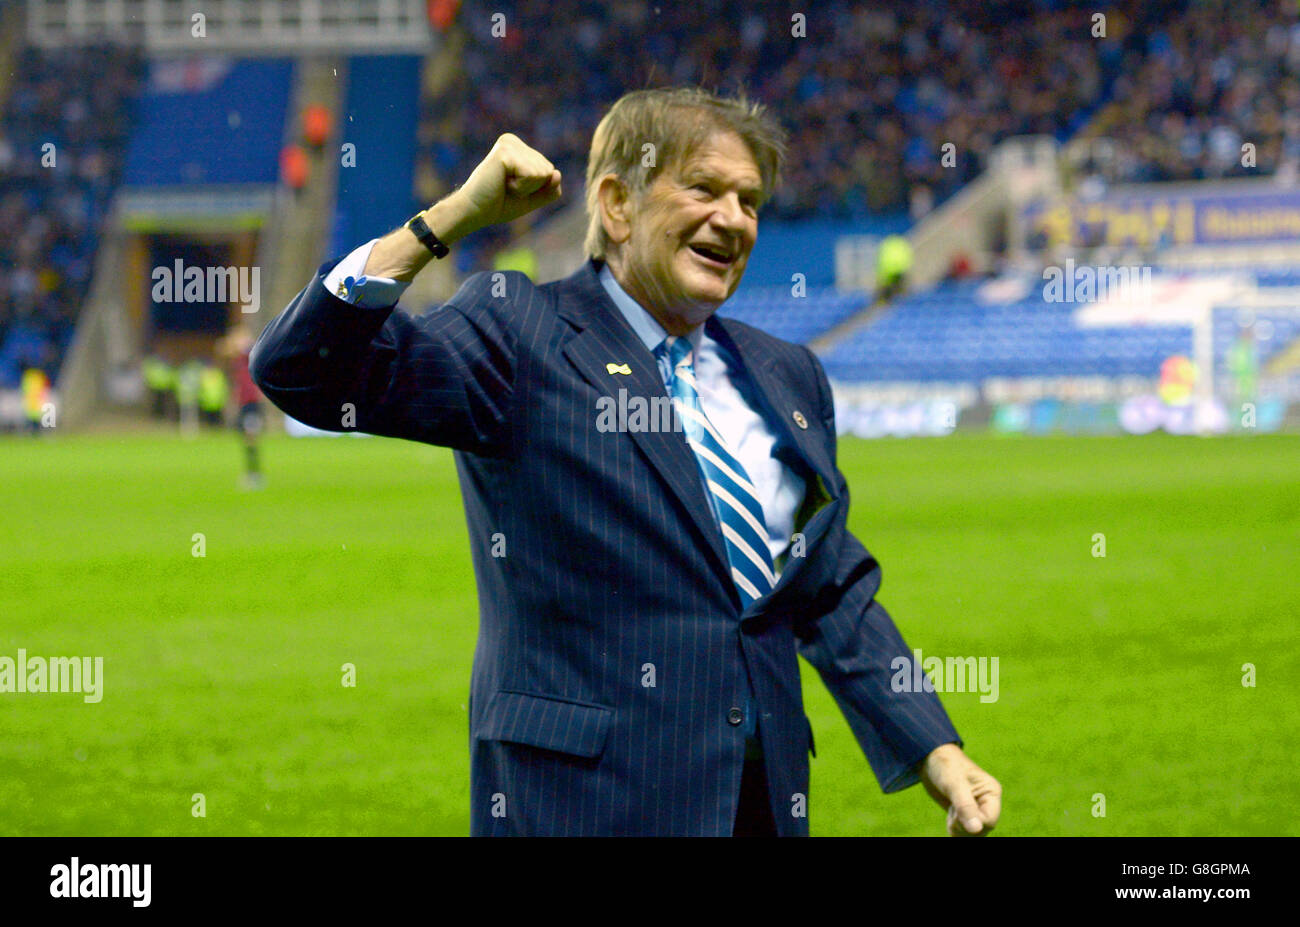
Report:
679,274,734,306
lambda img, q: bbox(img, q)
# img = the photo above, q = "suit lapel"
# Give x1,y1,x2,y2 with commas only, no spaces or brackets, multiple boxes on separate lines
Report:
706,315,842,597
555,261,845,611
558,262,736,597
707,315,839,501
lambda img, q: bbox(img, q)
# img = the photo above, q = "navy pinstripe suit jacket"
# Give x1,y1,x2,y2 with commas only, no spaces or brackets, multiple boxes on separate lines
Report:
250,255,961,836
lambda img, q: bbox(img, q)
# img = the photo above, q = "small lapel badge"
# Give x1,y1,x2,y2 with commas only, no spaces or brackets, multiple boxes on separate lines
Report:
606,362,633,375
792,410,808,429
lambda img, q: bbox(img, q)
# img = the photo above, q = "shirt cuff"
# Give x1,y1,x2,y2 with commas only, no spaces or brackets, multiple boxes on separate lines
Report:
323,238,411,309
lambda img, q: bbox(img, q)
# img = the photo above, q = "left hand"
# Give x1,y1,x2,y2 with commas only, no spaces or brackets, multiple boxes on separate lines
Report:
919,743,1001,836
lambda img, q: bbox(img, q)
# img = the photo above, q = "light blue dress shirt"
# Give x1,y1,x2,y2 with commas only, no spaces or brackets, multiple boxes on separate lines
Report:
596,265,804,571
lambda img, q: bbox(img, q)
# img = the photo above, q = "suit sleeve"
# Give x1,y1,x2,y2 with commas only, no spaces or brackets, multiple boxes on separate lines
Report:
793,346,962,793
249,256,520,456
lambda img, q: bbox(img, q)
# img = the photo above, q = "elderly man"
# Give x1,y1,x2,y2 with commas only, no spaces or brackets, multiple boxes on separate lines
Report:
250,87,1000,836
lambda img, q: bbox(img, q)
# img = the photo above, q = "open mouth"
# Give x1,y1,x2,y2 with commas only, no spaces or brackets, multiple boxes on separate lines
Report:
688,243,735,267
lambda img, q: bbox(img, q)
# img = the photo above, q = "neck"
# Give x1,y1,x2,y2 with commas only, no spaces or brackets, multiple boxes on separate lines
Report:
604,253,709,337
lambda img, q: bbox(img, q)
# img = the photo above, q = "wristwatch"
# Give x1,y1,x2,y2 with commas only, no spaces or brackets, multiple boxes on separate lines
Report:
404,211,450,259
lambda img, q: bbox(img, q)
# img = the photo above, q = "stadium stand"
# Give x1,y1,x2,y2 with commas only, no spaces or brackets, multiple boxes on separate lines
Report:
6,0,1298,435
817,270,1300,386
329,55,424,257
824,278,1170,383
718,287,872,347
1077,0,1300,184
0,42,144,389
122,57,293,186
430,0,1121,228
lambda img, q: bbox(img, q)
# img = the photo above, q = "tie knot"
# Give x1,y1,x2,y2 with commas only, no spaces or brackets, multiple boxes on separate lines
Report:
660,335,693,371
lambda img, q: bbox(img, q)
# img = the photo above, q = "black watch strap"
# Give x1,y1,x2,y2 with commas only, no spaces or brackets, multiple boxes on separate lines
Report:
405,212,450,259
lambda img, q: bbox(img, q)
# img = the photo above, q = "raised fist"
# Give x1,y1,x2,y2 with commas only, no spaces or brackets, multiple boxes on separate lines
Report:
452,133,563,234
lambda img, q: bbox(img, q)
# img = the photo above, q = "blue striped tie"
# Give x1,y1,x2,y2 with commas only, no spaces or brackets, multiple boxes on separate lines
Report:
658,336,776,607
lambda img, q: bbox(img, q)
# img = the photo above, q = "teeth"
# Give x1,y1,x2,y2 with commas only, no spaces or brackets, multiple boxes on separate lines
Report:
693,245,730,261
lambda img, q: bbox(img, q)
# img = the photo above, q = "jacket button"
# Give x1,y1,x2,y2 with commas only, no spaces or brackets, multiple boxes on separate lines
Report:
727,707,744,726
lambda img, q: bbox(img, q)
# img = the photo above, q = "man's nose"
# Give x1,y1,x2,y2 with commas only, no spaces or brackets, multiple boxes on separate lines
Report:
710,192,751,237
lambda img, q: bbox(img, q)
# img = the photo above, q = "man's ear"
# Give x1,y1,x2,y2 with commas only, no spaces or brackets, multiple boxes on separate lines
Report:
597,174,634,247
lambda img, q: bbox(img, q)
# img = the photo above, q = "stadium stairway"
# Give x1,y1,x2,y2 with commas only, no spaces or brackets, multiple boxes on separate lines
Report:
59,54,336,428
403,48,473,307
258,56,346,332
56,210,130,429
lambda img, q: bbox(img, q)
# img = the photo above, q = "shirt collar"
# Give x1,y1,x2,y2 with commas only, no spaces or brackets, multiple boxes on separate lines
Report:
598,263,704,356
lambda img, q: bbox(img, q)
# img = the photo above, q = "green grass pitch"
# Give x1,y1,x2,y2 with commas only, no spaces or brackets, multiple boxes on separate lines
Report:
1,429,1296,835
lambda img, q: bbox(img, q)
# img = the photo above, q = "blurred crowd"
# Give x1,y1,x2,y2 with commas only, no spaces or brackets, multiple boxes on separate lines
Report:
0,42,144,388
1082,0,1300,184
424,1,1300,225
421,0,1122,227
8,1,1300,394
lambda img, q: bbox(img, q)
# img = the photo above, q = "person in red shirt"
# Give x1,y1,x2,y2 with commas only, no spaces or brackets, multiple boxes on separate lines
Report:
218,324,266,488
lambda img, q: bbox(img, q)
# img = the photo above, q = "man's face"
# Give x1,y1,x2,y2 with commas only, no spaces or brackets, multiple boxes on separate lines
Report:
616,130,763,333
